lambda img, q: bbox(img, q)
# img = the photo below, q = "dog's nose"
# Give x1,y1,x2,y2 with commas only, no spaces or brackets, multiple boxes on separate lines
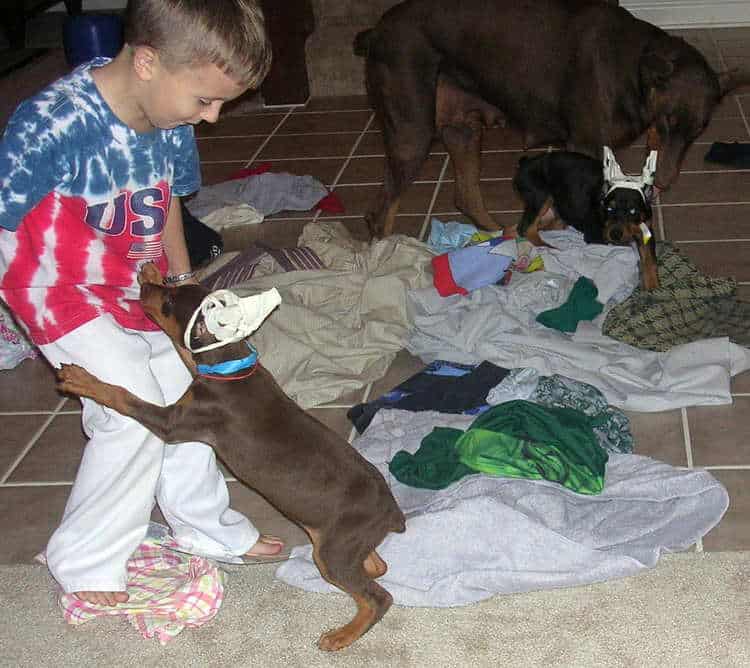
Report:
608,226,624,243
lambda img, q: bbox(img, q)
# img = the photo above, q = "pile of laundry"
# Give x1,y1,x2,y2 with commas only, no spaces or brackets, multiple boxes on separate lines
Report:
276,368,728,606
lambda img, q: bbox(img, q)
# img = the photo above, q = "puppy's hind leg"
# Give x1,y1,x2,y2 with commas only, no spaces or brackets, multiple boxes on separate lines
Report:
312,541,393,651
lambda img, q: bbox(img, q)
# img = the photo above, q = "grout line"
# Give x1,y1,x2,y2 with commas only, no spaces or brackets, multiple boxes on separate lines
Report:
327,112,376,190
311,112,377,227
202,129,372,140
419,155,452,240
660,201,750,207
0,397,67,485
0,481,73,488
735,91,750,138
0,409,80,416
681,407,694,469
672,238,750,244
703,465,750,470
244,107,295,167
284,108,372,116
679,405,702,552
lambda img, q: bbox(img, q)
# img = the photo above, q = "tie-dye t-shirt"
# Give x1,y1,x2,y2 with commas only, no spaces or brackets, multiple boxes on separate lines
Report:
0,58,201,344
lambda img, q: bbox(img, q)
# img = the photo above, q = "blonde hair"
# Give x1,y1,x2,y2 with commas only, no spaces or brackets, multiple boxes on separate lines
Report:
124,0,272,88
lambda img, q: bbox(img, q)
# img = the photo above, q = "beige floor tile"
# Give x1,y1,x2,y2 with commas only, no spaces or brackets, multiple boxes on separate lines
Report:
0,357,63,412
339,154,445,184
200,161,249,186
196,113,286,138
304,95,371,112
196,136,266,162
0,414,51,481
0,485,69,564
8,414,85,484
627,410,688,467
434,178,521,214
695,116,749,144
688,397,750,467
674,240,750,282
661,172,750,205
731,369,750,394
661,203,750,241
278,110,373,134
447,149,530,180
254,157,346,186
258,132,359,160
702,470,750,552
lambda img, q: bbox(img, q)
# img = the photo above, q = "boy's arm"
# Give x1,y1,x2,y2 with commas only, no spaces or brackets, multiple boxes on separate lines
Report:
162,195,198,285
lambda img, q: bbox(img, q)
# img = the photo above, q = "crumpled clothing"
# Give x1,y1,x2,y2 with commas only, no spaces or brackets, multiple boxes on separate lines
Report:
389,400,609,494
37,534,224,645
427,218,480,253
0,301,37,369
487,368,634,454
186,172,330,230
602,241,750,352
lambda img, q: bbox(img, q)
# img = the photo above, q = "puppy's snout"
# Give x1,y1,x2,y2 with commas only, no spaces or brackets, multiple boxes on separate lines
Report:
607,225,624,243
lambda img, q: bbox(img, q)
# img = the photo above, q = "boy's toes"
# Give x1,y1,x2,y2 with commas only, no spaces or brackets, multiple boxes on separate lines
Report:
73,590,129,607
245,534,285,558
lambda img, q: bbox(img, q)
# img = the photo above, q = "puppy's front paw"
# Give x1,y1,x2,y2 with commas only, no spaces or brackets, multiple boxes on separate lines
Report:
56,364,100,398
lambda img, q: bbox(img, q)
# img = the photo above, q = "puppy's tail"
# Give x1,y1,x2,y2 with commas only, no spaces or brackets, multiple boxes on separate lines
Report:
353,29,373,57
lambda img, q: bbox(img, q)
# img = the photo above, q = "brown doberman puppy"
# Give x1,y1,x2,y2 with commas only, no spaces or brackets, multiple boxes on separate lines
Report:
354,0,749,238
56,263,406,652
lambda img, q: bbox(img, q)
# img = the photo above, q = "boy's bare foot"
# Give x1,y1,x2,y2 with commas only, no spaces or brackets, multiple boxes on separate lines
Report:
245,534,285,558
73,591,129,606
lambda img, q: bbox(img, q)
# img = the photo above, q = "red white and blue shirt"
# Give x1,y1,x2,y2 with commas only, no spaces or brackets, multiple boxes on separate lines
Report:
0,58,201,344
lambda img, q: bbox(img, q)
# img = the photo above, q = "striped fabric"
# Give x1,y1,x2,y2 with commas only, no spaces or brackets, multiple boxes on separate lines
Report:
38,537,224,645
201,243,325,291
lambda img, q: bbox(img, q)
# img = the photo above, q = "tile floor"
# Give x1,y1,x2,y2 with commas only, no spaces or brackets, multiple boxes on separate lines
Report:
2,28,750,565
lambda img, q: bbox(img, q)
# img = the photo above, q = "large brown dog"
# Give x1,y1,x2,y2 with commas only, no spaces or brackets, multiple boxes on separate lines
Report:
355,0,748,237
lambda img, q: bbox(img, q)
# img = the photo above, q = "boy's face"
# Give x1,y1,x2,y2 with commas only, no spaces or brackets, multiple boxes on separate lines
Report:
139,52,249,129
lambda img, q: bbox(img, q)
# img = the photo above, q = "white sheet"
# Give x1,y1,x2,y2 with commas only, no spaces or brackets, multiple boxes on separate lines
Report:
406,229,750,411
275,409,728,607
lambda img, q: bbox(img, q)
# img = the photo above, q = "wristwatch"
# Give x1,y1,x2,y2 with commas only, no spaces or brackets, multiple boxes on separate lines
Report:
164,271,195,284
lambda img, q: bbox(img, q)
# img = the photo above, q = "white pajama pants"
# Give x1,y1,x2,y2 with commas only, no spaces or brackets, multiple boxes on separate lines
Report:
40,314,258,594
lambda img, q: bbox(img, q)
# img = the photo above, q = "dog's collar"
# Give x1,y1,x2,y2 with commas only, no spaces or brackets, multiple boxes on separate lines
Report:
197,342,258,380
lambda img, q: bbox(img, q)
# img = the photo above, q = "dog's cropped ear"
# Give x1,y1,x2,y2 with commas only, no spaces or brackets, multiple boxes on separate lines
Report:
718,68,750,96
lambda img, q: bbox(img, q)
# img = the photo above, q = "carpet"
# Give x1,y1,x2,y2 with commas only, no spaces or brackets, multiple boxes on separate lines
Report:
2,552,749,667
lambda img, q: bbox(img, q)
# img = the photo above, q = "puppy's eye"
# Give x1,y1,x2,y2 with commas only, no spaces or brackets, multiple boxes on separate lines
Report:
607,206,615,213
629,208,637,215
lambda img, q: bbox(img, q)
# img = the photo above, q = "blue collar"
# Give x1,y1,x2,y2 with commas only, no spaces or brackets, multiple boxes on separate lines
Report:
197,342,258,377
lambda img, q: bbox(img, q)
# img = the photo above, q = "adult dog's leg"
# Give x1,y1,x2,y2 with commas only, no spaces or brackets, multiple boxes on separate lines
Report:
441,111,500,231
365,56,438,238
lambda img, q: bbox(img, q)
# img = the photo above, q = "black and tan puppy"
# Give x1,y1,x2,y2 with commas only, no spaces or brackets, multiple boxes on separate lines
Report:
56,263,406,652
513,151,658,289
355,0,748,238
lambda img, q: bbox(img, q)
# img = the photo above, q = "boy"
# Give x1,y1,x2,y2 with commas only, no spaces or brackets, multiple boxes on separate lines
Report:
0,0,282,606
